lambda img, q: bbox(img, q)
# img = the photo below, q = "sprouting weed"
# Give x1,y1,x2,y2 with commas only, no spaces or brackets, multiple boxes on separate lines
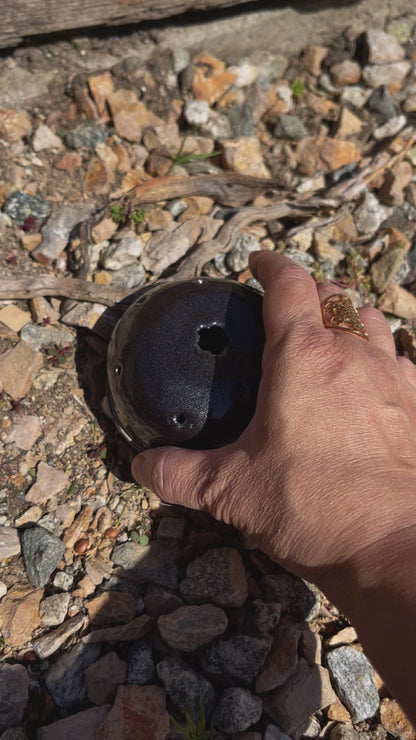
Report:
132,208,145,224
291,79,305,99
170,701,217,740
43,345,72,367
110,203,127,225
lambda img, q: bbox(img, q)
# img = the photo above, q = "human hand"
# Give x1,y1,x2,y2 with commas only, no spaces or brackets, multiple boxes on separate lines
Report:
131,251,416,587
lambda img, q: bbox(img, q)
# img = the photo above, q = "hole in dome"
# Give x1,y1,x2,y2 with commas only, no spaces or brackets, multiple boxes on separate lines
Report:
198,325,229,355
174,413,187,426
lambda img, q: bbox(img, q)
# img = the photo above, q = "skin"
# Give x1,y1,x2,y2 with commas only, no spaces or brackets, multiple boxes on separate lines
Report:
132,250,416,724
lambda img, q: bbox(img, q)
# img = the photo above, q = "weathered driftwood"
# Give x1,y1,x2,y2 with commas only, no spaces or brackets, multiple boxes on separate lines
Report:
1,0,252,49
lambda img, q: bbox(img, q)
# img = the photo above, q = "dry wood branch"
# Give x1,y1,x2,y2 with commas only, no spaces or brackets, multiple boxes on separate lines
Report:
0,277,130,306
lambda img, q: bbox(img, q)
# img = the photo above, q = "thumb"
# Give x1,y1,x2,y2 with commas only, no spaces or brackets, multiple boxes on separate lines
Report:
131,446,221,509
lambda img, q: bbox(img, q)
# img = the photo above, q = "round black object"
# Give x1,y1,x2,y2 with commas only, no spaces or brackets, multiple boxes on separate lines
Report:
107,278,265,450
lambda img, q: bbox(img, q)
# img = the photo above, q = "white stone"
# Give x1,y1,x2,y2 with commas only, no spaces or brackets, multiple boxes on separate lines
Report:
184,99,211,127
0,526,21,559
5,415,41,450
32,124,62,151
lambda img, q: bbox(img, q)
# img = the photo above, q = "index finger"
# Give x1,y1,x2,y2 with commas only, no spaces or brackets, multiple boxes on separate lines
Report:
249,251,325,343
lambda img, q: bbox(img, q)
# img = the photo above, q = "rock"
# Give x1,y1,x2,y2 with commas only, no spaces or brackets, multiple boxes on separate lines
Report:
62,506,93,548
96,685,170,740
301,630,322,665
157,657,215,722
45,642,100,707
370,248,408,293
0,728,29,740
88,71,115,116
108,89,162,143
191,52,235,105
0,108,32,142
363,29,405,64
5,415,41,450
341,85,370,109
33,203,95,264
228,61,259,88
100,233,143,269
379,160,412,206
156,517,187,541
326,646,379,722
53,570,74,591
184,99,211,127
221,136,270,177
379,697,415,739
373,114,407,142
25,461,69,504
0,526,21,559
85,651,127,704
326,701,351,720
110,263,146,289
302,46,328,76
33,613,86,659
55,151,83,171
0,305,31,332
19,323,74,352
37,705,111,740
143,584,184,617
274,115,308,141
377,283,416,319
366,85,396,124
180,547,248,608
202,633,271,685
325,626,358,648
84,557,113,586
296,137,320,176
318,137,361,173
0,664,29,734
335,108,363,138
261,572,321,621
0,340,43,399
226,233,260,272
112,541,178,590
264,725,291,740
21,525,66,587
126,639,154,685
82,614,152,644
0,582,7,600
263,660,337,739
2,191,52,227
329,725,364,740
255,626,300,692
65,124,107,149
354,192,387,235
32,124,62,151
39,592,70,626
158,604,227,651
362,62,410,90
60,301,106,330
252,600,281,634
86,591,137,625
330,60,361,86
0,584,43,648
85,157,115,194
212,687,262,735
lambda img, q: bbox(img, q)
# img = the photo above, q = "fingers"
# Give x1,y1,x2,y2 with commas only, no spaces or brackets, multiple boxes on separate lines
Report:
398,355,416,388
249,251,325,344
131,446,222,509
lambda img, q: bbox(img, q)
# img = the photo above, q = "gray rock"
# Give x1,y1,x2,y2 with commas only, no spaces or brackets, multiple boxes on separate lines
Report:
184,99,211,127
0,526,21,560
226,233,260,273
126,639,154,684
39,592,70,626
20,323,74,351
0,729,28,740
362,62,410,90
201,634,272,685
45,642,100,707
33,614,87,660
172,48,191,75
261,572,321,622
363,28,405,64
366,86,396,124
112,541,179,590
110,263,146,289
354,192,387,235
0,664,29,734
21,526,65,588
211,687,262,734
65,124,108,149
100,234,144,269
265,725,292,740
180,547,248,608
157,657,215,723
33,203,95,263
228,102,255,138
2,191,52,227
252,599,281,634
158,604,228,651
326,646,379,722
53,570,74,591
143,583,184,617
274,114,308,141
329,726,362,740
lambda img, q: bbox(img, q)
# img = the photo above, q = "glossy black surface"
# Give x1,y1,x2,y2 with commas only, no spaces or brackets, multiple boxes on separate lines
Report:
107,278,265,449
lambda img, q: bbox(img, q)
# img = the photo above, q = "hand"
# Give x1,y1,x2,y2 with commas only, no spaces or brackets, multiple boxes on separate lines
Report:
131,251,416,587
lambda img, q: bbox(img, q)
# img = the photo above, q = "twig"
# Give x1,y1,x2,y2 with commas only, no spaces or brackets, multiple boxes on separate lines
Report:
0,276,130,306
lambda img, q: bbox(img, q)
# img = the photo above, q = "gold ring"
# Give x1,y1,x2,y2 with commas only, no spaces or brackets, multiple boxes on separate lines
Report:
321,294,369,341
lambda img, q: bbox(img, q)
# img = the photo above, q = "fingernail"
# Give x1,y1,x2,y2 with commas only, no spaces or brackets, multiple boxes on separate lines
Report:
131,454,146,483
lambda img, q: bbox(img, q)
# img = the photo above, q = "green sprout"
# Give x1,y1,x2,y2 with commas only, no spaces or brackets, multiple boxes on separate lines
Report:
110,203,127,225
132,208,145,224
291,79,305,99
170,702,217,740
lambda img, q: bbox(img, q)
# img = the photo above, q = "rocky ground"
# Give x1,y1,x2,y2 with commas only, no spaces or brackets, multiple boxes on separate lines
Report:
0,15,416,740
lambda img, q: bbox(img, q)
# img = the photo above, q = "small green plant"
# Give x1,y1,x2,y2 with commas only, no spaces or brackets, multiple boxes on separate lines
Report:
345,248,372,291
170,702,217,740
132,207,145,224
110,203,127,224
291,78,305,99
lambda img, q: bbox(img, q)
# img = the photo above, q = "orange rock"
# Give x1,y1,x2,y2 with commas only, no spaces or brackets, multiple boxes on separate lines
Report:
302,45,328,76
296,137,321,176
192,52,236,105
55,151,82,171
96,685,169,740
88,72,115,117
108,89,163,143
380,698,415,739
0,108,32,142
330,60,361,86
85,157,114,194
305,92,338,119
0,584,43,648
319,137,361,172
377,284,416,320
221,136,270,177
326,702,351,721
110,141,132,172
